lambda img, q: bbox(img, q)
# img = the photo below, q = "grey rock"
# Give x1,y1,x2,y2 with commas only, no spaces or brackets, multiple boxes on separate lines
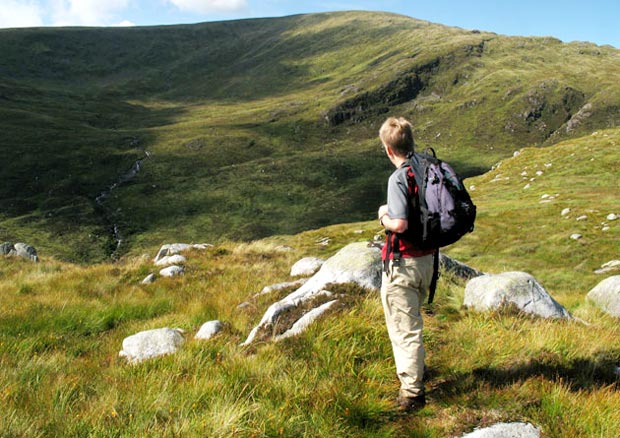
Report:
587,276,620,317
141,273,156,284
595,260,620,274
290,257,325,277
256,278,308,297
464,272,571,319
154,243,212,262
461,422,540,438
5,242,38,262
242,242,381,345
275,299,339,341
119,328,185,363
440,253,484,280
195,320,223,340
154,254,187,267
1,242,14,255
159,265,185,277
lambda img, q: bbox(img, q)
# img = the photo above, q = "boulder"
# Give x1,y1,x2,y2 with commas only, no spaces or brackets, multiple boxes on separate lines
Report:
119,328,185,363
242,242,381,345
159,265,185,277
154,254,187,267
14,242,39,262
290,257,325,277
464,272,571,319
587,276,620,317
2,242,39,262
461,422,540,438
195,320,223,340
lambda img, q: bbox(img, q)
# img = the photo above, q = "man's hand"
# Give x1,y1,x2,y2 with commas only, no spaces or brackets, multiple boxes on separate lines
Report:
378,204,388,222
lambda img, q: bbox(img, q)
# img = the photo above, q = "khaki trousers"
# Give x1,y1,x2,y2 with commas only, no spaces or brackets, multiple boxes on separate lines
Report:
381,255,434,397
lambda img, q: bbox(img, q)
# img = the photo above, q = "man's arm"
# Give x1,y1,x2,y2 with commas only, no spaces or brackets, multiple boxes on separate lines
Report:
378,204,408,233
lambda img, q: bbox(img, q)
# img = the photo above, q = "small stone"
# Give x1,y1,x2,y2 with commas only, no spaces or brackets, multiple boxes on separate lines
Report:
141,273,156,284
607,213,618,221
576,215,588,221
119,328,185,363
561,208,571,216
523,184,531,190
595,260,620,274
570,234,583,240
195,320,223,340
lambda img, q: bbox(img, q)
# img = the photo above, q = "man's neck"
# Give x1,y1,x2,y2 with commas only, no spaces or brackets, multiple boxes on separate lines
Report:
391,155,408,168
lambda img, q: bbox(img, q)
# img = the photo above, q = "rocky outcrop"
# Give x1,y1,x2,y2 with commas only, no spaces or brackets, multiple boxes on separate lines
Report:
587,276,620,317
464,272,571,319
242,242,381,345
119,328,185,364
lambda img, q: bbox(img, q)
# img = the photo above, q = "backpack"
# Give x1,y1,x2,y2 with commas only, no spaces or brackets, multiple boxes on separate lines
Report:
385,148,476,305
403,148,476,251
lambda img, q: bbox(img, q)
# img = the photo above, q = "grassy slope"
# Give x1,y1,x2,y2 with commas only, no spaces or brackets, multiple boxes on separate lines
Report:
1,12,620,262
1,129,619,437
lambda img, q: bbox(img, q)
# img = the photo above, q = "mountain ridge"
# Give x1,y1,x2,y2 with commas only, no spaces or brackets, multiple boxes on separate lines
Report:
1,11,619,262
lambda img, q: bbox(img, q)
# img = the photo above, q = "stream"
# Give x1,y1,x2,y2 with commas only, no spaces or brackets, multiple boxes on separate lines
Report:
94,141,151,259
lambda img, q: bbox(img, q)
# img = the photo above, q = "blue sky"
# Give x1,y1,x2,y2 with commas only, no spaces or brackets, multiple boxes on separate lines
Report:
1,0,618,47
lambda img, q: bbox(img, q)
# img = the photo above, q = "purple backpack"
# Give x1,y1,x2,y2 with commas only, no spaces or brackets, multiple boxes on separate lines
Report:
404,148,476,250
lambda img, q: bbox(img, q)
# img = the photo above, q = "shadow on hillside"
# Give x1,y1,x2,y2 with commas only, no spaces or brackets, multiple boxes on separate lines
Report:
430,350,620,400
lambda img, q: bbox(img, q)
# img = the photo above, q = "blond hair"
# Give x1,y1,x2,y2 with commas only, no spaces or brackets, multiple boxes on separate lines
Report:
379,117,415,157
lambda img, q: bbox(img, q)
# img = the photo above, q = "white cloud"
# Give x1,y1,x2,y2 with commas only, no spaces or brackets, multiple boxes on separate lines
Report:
167,0,248,15
0,1,44,28
114,20,136,27
51,0,130,26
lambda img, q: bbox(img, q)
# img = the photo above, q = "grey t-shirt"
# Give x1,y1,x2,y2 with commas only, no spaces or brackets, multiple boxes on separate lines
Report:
386,163,410,221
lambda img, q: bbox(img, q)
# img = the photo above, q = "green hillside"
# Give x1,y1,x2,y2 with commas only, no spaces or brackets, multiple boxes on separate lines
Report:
1,128,619,437
1,11,620,262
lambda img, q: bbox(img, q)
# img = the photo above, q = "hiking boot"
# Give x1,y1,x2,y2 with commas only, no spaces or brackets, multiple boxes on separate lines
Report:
397,394,426,413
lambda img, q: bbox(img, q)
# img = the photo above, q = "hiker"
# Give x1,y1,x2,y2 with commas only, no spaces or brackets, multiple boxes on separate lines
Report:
377,116,436,412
